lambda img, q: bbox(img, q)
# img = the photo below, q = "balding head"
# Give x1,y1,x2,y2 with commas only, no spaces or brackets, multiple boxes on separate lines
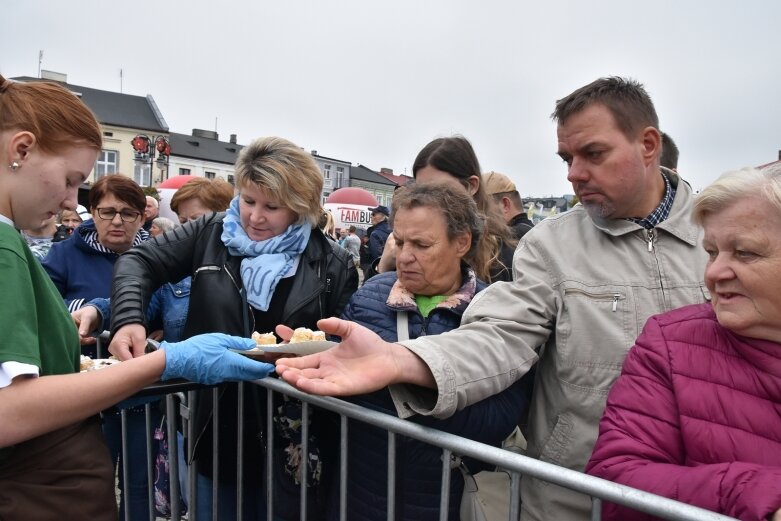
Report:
144,196,159,221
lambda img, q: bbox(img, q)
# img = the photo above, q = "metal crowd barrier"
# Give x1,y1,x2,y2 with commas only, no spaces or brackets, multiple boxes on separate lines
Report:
102,376,738,521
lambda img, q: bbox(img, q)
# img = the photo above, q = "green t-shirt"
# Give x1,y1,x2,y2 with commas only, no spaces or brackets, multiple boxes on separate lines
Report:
0,223,80,460
414,294,448,318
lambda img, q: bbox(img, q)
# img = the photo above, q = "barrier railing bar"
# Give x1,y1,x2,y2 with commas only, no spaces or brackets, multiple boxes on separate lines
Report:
237,382,245,521
438,448,452,521
339,414,348,521
251,377,737,521
119,375,738,521
509,471,521,521
145,404,154,521
120,408,130,521
185,390,197,521
266,387,275,521
592,497,602,521
166,394,182,521
387,431,396,521
211,387,220,521
300,400,310,521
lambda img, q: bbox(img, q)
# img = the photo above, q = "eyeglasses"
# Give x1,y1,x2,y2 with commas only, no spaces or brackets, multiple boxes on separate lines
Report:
95,207,142,223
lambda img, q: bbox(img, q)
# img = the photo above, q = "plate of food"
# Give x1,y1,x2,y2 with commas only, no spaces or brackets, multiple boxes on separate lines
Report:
235,328,337,358
80,355,120,372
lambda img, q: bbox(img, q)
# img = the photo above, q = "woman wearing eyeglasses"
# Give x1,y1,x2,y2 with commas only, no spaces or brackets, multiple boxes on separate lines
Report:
42,174,153,520
43,174,148,316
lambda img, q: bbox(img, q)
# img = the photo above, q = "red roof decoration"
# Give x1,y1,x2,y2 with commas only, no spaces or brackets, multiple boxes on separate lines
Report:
326,187,378,206
158,175,199,189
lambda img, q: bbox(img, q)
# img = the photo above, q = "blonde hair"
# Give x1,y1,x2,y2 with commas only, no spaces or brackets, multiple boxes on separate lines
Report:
234,136,323,226
693,164,781,225
319,209,336,237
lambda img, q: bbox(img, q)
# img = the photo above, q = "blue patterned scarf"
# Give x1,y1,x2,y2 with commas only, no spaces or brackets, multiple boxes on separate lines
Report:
220,196,311,311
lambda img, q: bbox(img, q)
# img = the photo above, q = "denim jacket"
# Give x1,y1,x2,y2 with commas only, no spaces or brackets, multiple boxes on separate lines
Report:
88,277,191,343
146,278,191,343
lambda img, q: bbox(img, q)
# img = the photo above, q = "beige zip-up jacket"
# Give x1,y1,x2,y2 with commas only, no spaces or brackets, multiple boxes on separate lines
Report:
389,171,710,520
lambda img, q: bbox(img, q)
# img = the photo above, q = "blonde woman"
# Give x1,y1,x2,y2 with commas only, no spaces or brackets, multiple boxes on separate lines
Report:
109,136,359,520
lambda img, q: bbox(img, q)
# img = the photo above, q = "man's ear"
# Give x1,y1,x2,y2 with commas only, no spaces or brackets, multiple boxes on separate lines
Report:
640,127,661,168
501,196,513,215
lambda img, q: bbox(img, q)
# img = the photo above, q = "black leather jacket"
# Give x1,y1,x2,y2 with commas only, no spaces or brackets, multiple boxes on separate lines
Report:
112,212,357,337
110,212,358,470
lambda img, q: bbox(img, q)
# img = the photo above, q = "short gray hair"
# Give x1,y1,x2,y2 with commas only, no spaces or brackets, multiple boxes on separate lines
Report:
693,163,781,225
151,216,176,234
390,182,484,270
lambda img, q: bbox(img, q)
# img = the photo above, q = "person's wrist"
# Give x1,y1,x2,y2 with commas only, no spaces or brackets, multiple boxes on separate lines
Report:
85,304,105,334
160,341,184,381
389,343,435,388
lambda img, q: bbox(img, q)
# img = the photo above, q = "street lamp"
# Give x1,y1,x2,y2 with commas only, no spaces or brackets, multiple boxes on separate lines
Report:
131,134,171,186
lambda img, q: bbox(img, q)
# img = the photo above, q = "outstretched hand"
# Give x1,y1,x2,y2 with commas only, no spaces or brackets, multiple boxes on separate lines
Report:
275,317,429,396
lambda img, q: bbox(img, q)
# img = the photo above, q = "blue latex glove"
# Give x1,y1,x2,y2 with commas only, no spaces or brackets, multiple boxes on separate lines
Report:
160,333,274,385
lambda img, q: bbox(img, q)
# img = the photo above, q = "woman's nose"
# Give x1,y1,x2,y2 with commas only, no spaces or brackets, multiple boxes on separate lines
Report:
396,246,413,264
705,254,734,282
250,208,265,224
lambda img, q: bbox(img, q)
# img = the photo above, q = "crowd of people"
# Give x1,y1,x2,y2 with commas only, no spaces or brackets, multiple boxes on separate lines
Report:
1,70,781,521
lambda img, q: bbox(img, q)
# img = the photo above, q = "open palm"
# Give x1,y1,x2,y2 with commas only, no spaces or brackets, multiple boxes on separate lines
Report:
275,318,402,396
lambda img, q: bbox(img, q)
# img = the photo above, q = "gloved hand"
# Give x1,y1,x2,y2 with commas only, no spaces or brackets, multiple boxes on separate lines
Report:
161,333,274,385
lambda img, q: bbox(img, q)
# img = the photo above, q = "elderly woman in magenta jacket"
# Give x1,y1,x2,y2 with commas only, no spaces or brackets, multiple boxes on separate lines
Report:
328,182,531,521
586,165,781,521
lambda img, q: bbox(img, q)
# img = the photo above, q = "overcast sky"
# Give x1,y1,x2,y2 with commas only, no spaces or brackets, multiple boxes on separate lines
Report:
2,0,780,196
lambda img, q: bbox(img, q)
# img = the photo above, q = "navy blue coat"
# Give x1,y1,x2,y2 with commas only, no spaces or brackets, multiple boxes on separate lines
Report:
367,219,391,261
42,220,149,312
329,269,530,521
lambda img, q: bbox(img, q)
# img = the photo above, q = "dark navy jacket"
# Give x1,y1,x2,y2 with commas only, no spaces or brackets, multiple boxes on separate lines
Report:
367,219,391,261
42,220,148,312
330,269,531,521
42,220,117,312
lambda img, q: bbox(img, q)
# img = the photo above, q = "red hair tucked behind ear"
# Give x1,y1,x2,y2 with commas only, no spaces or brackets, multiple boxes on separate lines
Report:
0,74,102,154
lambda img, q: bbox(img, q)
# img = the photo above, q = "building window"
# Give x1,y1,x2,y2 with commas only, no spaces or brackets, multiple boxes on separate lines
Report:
205,171,216,180
95,150,118,180
227,174,235,186
134,164,151,187
336,166,344,187
323,164,331,180
179,168,191,176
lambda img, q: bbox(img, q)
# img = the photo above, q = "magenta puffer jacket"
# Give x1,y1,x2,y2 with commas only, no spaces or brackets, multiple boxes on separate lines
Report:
586,303,781,521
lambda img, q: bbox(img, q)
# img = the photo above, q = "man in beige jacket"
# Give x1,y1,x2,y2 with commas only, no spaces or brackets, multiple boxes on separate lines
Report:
277,77,709,520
